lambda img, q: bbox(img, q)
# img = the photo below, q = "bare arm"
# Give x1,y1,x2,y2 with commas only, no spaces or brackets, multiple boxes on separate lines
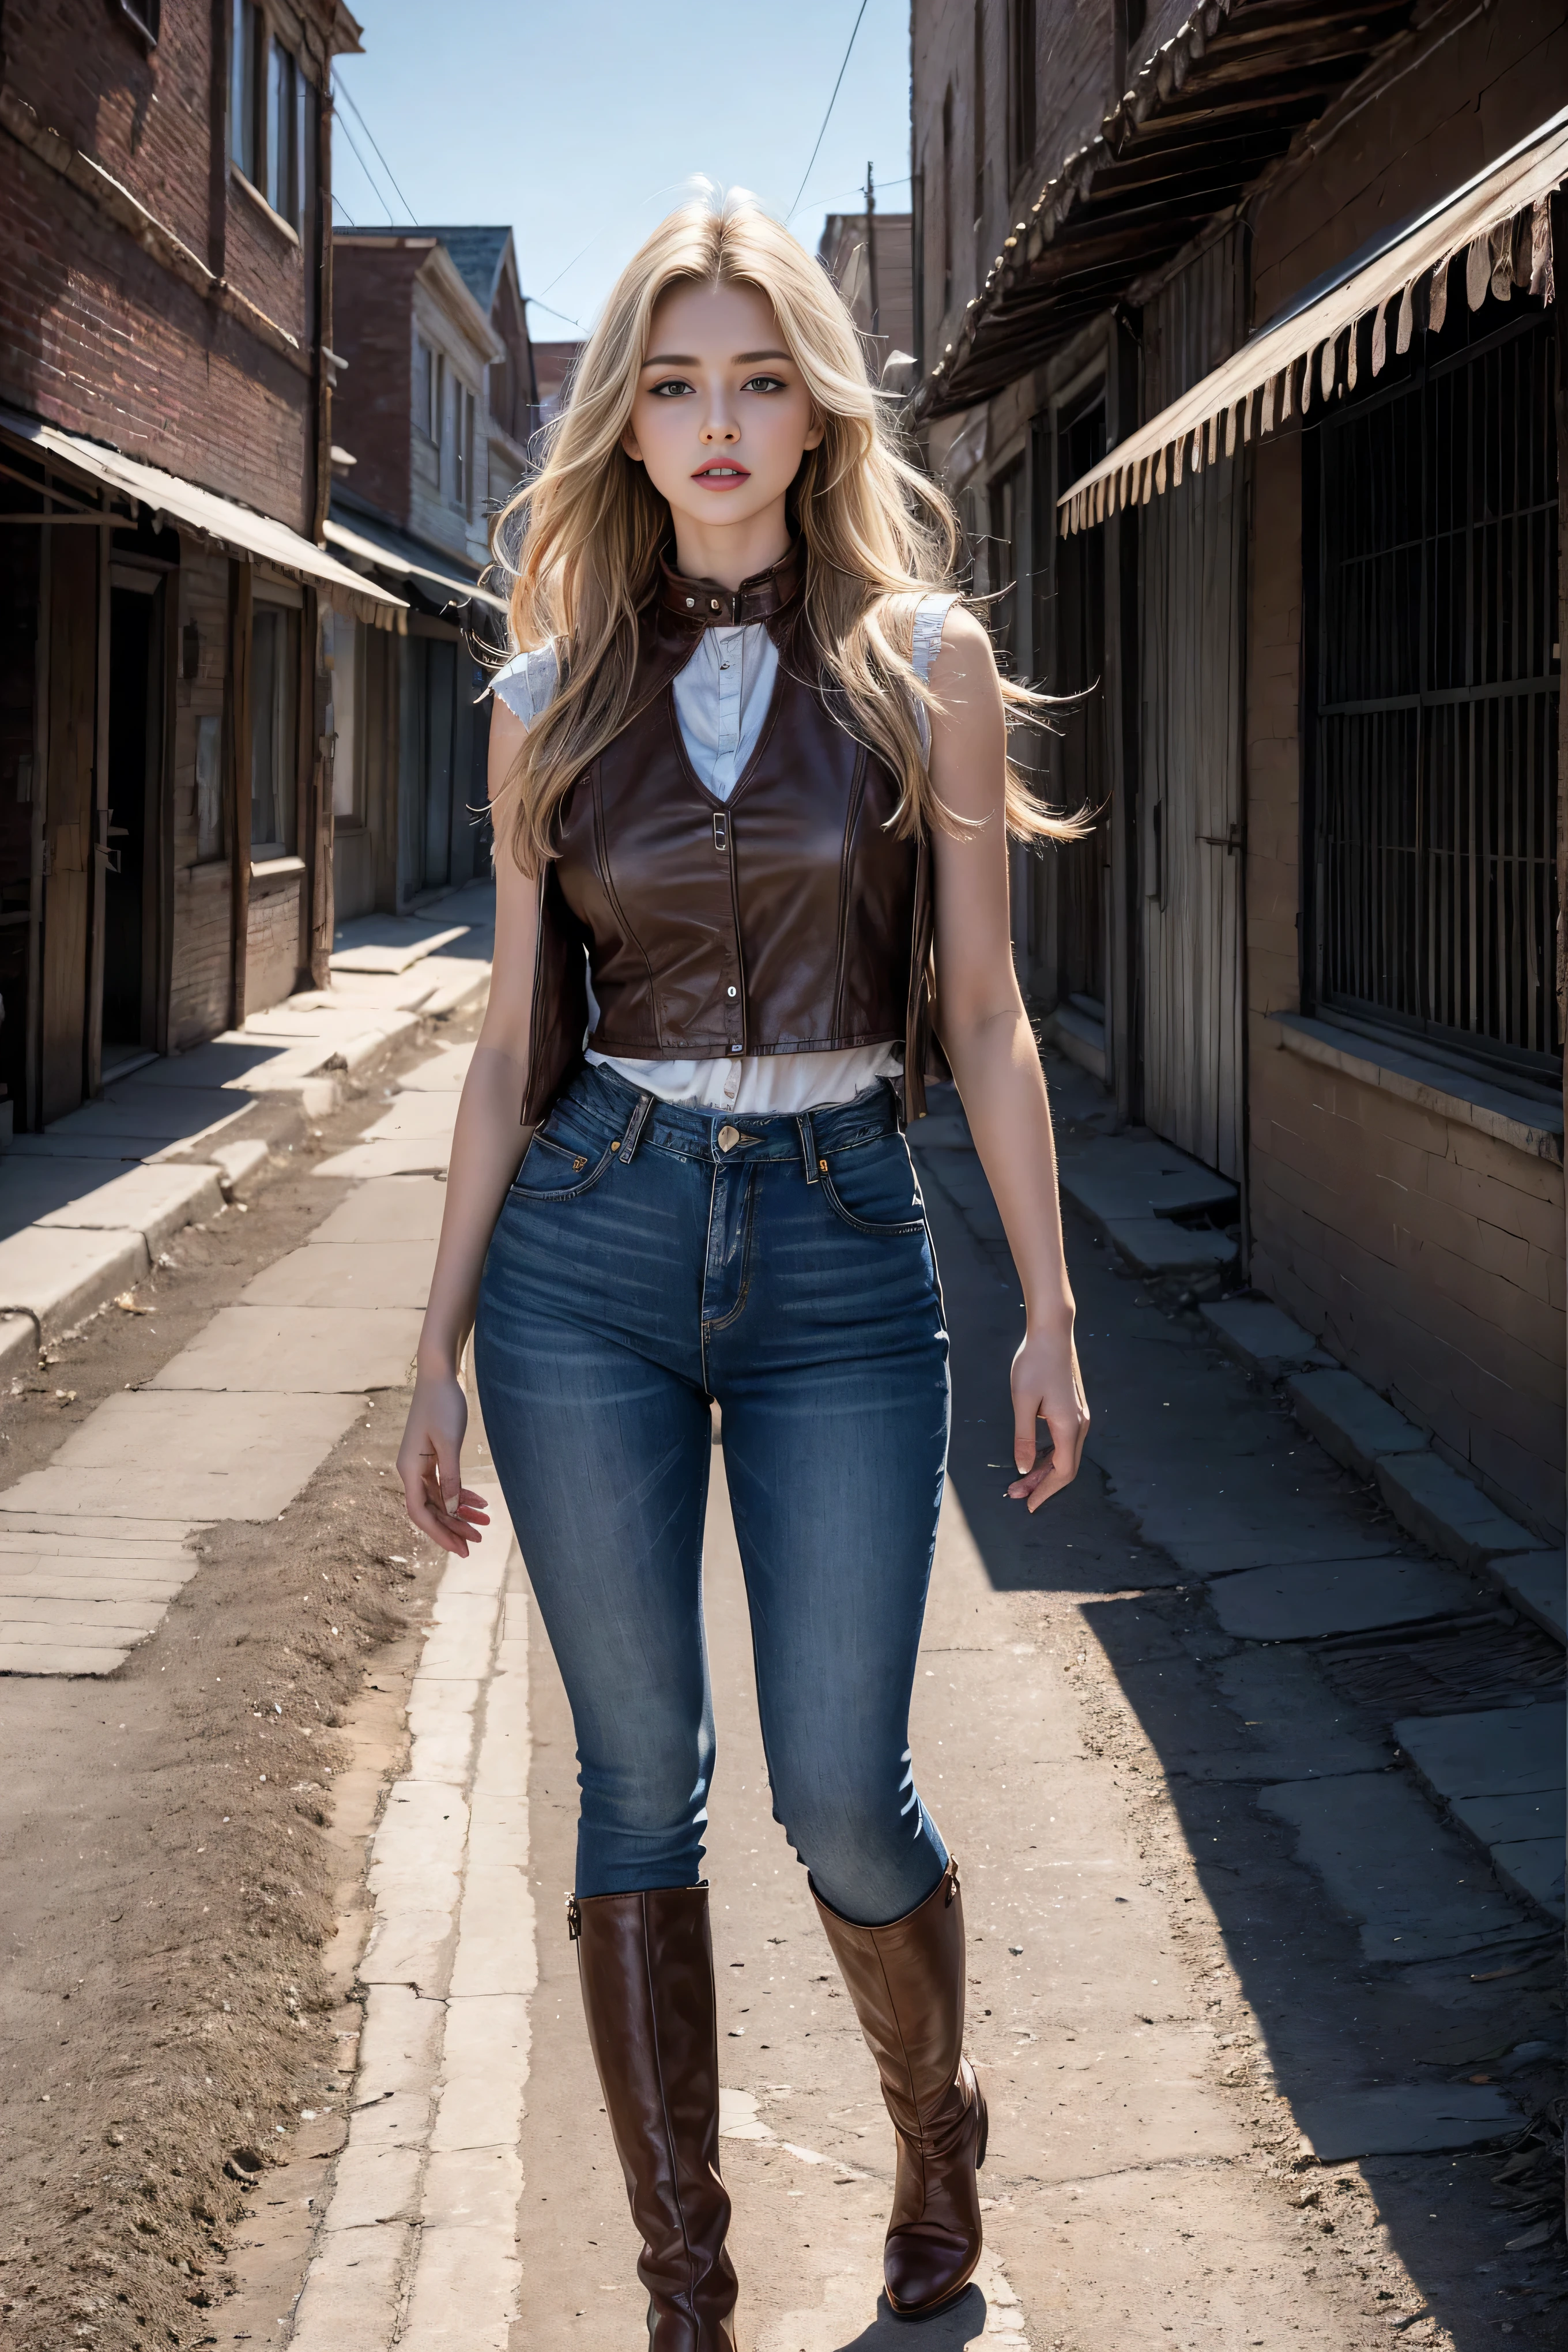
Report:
925,605,1089,1511
395,701,540,1552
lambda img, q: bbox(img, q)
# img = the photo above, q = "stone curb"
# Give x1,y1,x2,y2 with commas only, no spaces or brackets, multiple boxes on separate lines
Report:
0,978,484,1377
1207,1297,1561,1638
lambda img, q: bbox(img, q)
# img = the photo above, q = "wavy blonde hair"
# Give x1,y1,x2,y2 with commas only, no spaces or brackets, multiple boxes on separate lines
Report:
491,186,1081,873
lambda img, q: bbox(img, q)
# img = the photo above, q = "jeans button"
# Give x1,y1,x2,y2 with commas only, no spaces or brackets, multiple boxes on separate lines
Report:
717,1124,740,1152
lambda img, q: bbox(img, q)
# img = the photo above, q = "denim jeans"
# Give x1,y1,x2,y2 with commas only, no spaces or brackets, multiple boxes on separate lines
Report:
474,1061,951,1927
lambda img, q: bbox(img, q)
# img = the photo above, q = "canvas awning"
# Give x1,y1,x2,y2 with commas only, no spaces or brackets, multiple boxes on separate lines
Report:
1056,104,1568,536
325,510,508,613
0,402,406,623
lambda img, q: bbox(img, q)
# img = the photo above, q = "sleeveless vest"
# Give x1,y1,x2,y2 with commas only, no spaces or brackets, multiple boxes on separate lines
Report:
522,551,941,1126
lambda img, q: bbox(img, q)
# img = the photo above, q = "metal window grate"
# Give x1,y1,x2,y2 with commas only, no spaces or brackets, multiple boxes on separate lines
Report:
1314,309,1560,1079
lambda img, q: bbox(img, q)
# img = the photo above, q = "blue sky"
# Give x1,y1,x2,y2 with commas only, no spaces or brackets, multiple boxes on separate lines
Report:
331,0,913,337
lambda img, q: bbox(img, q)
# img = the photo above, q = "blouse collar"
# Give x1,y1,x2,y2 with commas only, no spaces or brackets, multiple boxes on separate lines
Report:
655,540,804,630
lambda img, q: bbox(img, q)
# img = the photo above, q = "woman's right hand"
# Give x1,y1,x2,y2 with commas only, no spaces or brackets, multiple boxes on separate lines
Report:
397,1370,491,1556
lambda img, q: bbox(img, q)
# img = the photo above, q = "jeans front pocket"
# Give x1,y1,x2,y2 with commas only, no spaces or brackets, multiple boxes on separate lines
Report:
817,1134,928,1237
510,1125,618,1203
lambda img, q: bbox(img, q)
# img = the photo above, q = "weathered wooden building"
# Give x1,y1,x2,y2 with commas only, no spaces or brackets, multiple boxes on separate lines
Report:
0,0,404,1135
323,225,522,924
911,0,1567,1540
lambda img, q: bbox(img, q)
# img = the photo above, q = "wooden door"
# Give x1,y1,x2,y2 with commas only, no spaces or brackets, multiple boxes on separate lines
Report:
41,527,98,1124
1139,233,1246,1178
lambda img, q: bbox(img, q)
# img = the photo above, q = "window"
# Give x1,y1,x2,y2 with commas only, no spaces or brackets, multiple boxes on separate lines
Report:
416,341,446,448
455,386,476,516
329,614,364,827
250,604,299,855
973,1,986,262
195,712,223,862
941,85,954,317
1007,0,1036,189
1311,302,1559,1079
231,0,311,231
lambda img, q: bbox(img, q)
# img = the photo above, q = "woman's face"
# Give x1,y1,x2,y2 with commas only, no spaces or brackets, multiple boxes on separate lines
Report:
622,279,823,550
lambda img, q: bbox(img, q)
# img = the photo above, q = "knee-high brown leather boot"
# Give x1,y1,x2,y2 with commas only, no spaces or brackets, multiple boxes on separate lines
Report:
570,1886,740,2351
812,1856,986,2319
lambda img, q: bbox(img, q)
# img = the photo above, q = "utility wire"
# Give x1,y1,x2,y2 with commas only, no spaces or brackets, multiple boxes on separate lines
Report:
332,103,397,225
787,0,870,223
332,72,416,221
331,187,357,229
520,293,582,329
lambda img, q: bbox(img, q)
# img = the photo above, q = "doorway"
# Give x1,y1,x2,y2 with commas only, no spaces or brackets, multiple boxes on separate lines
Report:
421,636,456,894
103,573,162,1060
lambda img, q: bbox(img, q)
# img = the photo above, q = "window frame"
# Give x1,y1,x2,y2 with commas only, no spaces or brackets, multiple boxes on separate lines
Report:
248,599,300,861
229,0,312,235
329,612,366,832
1304,297,1561,1085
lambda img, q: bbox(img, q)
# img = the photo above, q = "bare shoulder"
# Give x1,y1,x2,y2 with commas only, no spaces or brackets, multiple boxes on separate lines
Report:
926,602,999,692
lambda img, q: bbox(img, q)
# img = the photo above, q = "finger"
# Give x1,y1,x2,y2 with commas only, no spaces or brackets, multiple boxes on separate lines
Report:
1012,1389,1042,1476
432,1438,463,1520
405,1484,469,1556
1024,1411,1089,1512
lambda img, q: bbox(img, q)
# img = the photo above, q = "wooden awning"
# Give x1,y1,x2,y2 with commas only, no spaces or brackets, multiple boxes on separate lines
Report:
1056,104,1568,536
0,402,407,625
915,0,1420,421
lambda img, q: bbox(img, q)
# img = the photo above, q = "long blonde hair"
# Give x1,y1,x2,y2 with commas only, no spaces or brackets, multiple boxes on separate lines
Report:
492,187,1081,873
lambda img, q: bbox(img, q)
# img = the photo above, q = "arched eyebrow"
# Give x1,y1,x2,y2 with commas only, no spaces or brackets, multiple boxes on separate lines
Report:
639,349,794,368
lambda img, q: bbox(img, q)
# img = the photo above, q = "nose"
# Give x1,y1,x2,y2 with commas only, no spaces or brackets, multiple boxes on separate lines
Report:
699,402,740,446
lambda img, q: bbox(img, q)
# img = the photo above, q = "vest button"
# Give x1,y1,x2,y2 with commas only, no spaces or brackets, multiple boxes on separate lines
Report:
726,985,737,998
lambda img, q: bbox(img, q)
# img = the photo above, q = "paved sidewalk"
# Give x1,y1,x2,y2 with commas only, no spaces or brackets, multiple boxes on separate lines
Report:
0,880,492,1678
0,880,494,1392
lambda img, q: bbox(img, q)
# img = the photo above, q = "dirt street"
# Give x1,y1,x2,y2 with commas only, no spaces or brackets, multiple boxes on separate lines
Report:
0,1020,472,2352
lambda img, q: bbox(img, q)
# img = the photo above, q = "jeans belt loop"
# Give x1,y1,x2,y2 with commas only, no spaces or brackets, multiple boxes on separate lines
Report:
796,1110,820,1185
616,1089,655,1166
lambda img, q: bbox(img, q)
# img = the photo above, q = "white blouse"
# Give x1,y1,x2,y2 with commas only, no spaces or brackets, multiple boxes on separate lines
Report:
491,591,958,1114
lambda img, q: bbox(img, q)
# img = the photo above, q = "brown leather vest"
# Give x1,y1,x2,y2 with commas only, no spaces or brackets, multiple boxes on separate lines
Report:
522,549,940,1125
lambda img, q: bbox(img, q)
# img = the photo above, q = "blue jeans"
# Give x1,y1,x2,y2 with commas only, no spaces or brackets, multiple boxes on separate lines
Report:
474,1062,951,1927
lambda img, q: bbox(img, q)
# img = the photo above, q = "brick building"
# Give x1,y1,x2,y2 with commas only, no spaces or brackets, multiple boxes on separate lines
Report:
322,226,526,922
0,0,405,1133
910,0,1567,1540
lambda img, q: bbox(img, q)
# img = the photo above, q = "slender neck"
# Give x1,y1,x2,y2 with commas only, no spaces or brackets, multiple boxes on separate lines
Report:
664,493,793,594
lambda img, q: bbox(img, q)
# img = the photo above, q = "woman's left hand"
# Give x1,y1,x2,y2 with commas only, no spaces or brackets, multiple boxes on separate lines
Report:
1006,1324,1090,1512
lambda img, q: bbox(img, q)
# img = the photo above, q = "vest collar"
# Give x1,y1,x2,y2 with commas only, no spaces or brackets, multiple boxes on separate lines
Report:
655,541,804,630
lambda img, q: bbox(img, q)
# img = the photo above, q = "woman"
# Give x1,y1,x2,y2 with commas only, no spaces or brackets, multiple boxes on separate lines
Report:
397,189,1088,2347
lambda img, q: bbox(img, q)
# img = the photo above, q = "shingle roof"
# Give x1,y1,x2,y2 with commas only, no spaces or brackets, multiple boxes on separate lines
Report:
333,225,514,312
418,227,513,311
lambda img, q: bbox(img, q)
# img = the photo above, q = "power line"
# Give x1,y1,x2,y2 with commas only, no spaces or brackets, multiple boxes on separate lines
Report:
331,187,357,229
331,72,416,221
787,0,870,223
331,102,397,225
520,293,582,330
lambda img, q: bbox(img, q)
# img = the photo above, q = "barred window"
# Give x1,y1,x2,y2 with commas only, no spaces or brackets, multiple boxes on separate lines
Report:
1310,299,1560,1082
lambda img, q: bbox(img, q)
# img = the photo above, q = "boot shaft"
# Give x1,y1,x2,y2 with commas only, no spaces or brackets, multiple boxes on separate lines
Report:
812,1856,966,2144
571,1885,738,2348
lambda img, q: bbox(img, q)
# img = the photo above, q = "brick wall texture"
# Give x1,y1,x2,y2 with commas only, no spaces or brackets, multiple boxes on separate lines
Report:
0,0,329,530
1245,5,1568,1536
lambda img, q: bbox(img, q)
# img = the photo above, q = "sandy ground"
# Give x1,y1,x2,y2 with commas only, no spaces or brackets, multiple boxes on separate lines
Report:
0,1025,472,2352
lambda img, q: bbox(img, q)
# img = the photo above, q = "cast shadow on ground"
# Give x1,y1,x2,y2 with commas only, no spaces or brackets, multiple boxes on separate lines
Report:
914,1156,1565,2351
826,2285,990,2347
